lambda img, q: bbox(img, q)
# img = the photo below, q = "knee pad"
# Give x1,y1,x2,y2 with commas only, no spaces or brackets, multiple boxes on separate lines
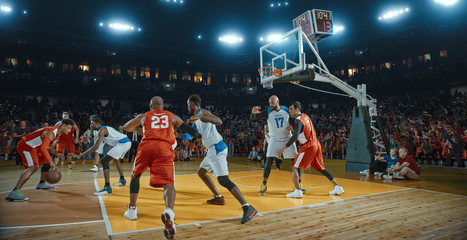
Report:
130,174,141,194
41,163,51,172
217,176,236,191
101,155,112,170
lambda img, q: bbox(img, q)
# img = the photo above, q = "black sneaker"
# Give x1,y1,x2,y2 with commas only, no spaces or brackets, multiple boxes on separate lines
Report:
241,205,258,224
207,196,225,205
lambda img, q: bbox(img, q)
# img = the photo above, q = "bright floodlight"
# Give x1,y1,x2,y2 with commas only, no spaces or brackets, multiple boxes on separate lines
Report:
435,0,457,5
267,34,282,42
278,3,281,6
259,37,264,41
99,22,104,27
271,3,274,7
219,35,243,44
109,23,135,32
1,5,12,13
138,28,142,32
285,2,288,5
23,10,28,14
197,34,202,39
333,25,344,33
379,8,410,21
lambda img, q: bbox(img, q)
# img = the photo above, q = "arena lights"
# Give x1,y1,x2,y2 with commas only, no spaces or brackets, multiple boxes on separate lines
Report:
333,25,344,33
1,5,12,13
259,34,283,42
197,34,202,39
162,0,184,4
219,35,243,44
435,0,457,6
23,10,27,15
99,21,142,33
378,8,409,21
270,2,288,8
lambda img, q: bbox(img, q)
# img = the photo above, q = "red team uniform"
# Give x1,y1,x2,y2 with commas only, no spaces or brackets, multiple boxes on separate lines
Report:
293,113,325,171
17,127,60,168
56,128,75,154
132,110,176,187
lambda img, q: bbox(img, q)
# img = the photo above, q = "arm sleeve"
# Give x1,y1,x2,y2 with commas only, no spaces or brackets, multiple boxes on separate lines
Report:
285,120,303,148
38,137,53,162
250,109,268,120
179,123,201,139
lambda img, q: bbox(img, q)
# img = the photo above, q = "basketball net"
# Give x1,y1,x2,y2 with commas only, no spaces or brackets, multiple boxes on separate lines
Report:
258,67,282,89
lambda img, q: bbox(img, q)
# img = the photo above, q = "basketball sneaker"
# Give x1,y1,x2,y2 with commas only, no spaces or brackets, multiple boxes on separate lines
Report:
161,208,176,239
5,190,29,201
36,182,56,190
207,195,225,205
67,164,72,172
329,185,344,195
90,165,98,172
299,182,306,193
382,174,393,180
286,188,303,198
94,185,112,196
113,178,127,186
259,183,267,195
240,205,258,224
359,170,369,176
124,205,137,220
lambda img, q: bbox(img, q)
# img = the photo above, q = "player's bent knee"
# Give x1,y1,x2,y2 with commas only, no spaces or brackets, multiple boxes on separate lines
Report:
130,174,141,194
217,176,236,191
101,155,112,170
41,163,50,172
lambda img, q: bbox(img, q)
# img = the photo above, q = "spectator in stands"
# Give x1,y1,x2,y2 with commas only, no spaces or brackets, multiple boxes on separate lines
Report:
12,120,31,166
444,134,464,168
182,146,192,161
248,146,260,162
384,147,420,180
0,131,9,160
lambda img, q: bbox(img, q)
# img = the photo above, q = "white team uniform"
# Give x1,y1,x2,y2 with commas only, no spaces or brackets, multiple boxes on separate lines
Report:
266,106,298,158
194,109,229,177
99,126,131,159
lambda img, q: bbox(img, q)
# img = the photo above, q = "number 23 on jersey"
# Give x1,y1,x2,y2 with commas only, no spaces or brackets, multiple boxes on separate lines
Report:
151,115,169,129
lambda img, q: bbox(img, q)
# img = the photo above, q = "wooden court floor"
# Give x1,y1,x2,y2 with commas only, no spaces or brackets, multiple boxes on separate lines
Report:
0,157,466,239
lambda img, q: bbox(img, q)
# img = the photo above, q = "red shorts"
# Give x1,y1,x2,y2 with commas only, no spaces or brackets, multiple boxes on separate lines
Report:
292,143,325,172
132,141,175,188
56,141,76,154
18,141,50,168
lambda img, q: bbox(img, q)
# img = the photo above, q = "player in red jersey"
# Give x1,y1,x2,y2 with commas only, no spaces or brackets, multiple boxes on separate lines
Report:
277,101,344,198
5,119,75,201
122,96,200,239
54,112,80,171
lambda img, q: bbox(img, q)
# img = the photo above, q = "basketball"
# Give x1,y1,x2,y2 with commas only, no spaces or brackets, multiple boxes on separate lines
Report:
45,169,62,184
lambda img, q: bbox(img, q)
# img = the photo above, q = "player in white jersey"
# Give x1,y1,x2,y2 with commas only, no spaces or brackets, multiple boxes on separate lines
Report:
251,95,305,195
187,94,257,224
72,115,130,196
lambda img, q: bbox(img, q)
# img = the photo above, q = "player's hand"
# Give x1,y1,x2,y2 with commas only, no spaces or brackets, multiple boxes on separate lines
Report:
252,106,261,114
70,153,80,159
188,115,201,123
74,138,79,144
286,126,294,131
276,146,286,157
49,161,57,171
57,152,66,160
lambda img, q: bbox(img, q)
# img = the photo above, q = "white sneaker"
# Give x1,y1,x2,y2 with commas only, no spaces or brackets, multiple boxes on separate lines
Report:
359,170,369,176
161,209,176,239
90,165,98,172
375,172,384,177
383,174,393,180
286,188,303,198
329,185,344,195
124,206,138,220
99,167,103,171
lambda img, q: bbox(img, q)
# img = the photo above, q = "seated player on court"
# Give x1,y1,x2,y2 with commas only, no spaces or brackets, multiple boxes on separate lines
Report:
72,116,130,195
122,96,201,239
277,101,344,198
187,94,258,224
5,119,75,201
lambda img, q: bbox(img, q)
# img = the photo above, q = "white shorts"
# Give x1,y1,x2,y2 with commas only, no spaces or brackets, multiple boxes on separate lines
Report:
267,138,297,158
199,146,229,177
107,142,131,160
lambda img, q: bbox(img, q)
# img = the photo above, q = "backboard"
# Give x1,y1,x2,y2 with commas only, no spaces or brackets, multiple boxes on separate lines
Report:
259,27,305,85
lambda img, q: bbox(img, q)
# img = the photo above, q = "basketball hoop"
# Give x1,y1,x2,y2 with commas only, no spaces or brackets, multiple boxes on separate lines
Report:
258,66,282,77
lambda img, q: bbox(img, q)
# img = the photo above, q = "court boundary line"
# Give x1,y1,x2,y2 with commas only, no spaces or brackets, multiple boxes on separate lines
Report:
94,179,113,237
230,174,330,190
0,180,95,194
110,188,411,236
0,220,104,230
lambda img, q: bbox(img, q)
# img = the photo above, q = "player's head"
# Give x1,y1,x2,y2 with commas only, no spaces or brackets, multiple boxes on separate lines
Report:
62,112,70,119
288,101,302,118
187,94,201,114
399,147,408,158
58,119,75,135
150,96,164,110
269,95,280,111
19,120,26,128
90,115,103,130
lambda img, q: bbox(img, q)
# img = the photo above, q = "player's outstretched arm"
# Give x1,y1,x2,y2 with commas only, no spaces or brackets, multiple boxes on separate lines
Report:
123,114,145,133
191,109,222,126
74,128,107,158
173,114,201,139
73,123,80,144
250,107,268,120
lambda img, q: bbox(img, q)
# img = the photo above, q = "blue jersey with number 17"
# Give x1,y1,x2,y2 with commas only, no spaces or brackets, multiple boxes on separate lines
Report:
267,106,291,140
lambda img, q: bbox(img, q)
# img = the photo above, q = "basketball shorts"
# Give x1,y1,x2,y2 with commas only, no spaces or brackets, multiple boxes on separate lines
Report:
293,143,325,171
18,141,50,168
266,137,297,158
132,141,175,188
107,142,131,160
56,141,76,154
199,141,229,177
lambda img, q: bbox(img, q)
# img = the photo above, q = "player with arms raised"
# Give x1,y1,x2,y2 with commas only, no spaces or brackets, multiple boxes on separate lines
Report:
122,96,200,239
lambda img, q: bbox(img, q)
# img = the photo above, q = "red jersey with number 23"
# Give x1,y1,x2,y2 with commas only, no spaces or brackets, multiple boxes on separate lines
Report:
142,110,175,145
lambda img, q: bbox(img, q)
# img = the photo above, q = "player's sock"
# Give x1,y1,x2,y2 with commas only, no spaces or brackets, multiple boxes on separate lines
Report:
242,203,250,207
120,176,125,180
105,182,110,187
262,181,267,184
13,188,18,191
39,180,45,184
215,194,222,197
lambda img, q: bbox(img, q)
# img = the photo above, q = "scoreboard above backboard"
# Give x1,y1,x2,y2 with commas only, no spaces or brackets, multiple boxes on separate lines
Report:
293,9,334,42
